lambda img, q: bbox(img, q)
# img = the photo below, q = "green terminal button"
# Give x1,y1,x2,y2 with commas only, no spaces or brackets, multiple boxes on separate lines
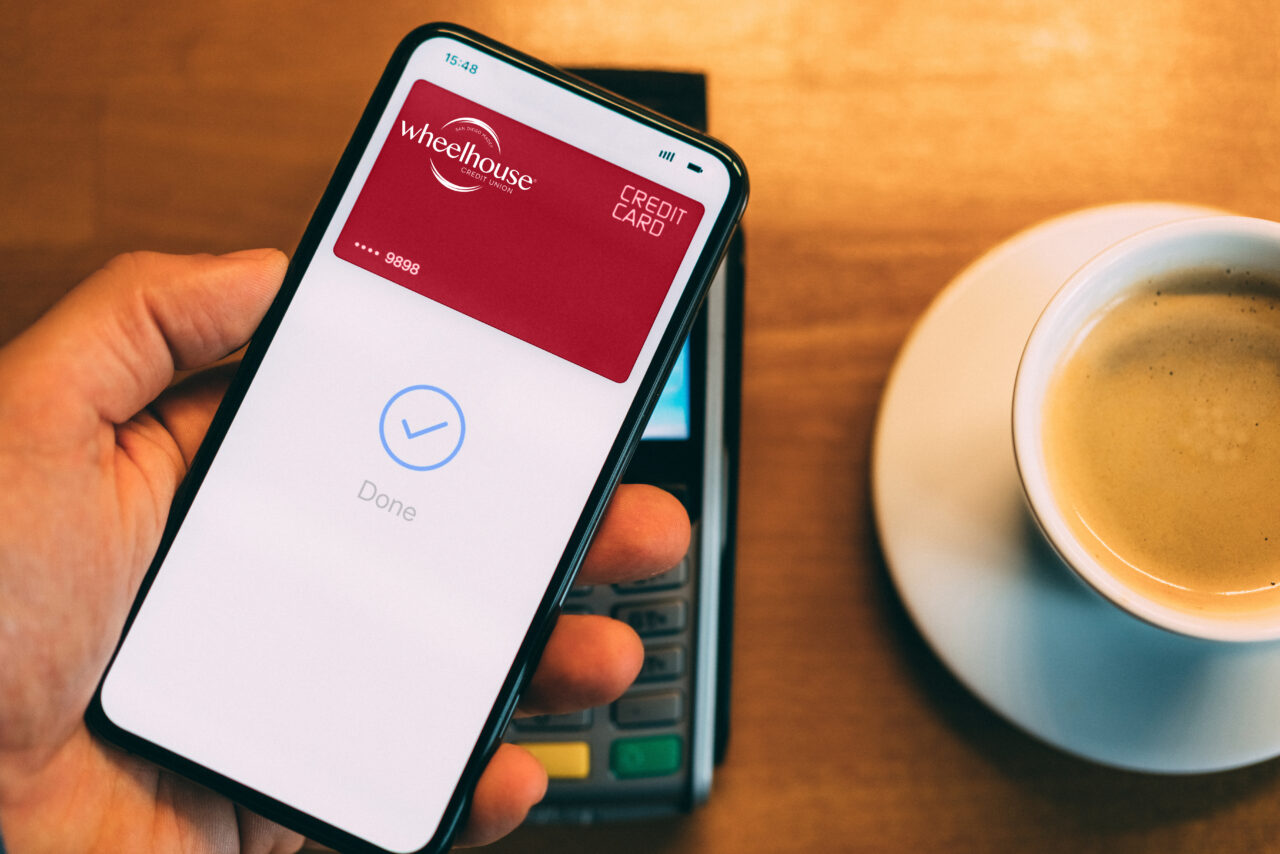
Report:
610,734,683,779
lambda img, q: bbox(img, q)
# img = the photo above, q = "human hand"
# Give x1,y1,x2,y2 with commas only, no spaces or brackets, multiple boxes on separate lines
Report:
0,250,689,853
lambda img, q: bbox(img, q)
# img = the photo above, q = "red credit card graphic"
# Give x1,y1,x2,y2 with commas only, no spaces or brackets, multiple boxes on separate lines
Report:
335,79,705,383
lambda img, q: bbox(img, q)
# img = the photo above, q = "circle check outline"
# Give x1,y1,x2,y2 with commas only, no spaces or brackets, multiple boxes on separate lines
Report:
379,385,466,471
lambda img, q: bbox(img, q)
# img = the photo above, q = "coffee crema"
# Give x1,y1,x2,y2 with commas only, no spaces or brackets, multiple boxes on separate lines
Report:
1043,269,1280,614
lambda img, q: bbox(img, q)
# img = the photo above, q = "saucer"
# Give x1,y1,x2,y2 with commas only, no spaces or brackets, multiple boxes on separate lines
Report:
871,202,1280,773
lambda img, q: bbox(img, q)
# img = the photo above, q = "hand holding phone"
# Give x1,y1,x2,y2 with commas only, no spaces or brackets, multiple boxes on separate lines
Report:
81,23,745,854
0,248,699,853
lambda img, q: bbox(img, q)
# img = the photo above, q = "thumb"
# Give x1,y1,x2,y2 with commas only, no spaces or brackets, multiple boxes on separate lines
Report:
0,249,286,428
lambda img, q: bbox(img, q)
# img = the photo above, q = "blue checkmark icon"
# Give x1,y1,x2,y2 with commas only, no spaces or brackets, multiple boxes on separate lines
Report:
379,385,465,471
403,418,448,439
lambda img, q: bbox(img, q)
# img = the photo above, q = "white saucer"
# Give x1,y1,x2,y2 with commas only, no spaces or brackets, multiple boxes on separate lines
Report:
872,202,1280,774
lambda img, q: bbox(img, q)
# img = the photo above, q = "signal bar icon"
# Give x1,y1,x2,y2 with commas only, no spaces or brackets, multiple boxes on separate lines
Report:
658,150,675,162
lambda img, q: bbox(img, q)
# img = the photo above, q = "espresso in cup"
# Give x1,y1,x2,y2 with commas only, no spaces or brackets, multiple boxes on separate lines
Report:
1043,268,1280,615
1014,215,1280,640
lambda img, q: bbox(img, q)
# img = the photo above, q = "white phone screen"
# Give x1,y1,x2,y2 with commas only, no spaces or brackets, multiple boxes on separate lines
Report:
99,34,735,853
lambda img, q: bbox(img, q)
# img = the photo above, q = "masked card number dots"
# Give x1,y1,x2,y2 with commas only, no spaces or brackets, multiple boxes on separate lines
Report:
351,241,419,275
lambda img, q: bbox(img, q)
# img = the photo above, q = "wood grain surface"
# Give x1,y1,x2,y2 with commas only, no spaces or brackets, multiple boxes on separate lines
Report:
3,2,1279,852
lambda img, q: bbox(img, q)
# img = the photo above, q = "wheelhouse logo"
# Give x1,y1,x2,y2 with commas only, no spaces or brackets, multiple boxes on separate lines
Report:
398,117,536,195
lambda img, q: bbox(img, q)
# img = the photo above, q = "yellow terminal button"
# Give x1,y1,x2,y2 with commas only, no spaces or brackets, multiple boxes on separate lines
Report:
518,741,591,779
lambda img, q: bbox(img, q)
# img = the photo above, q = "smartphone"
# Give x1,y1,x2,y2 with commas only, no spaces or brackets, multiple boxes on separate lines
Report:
85,22,747,854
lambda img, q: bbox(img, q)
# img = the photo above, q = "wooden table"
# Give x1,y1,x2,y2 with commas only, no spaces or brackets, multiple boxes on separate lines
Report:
4,2,1279,851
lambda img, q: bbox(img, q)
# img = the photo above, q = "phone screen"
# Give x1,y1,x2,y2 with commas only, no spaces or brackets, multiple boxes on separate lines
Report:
95,29,741,854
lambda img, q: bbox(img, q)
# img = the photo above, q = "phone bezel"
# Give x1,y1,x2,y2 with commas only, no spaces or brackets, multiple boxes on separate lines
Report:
85,21,746,854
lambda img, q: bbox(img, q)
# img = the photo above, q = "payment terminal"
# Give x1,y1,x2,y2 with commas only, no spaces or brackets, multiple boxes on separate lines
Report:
506,70,743,822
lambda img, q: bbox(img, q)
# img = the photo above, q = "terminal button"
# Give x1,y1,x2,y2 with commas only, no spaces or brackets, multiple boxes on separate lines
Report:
513,709,592,731
610,735,683,779
613,557,689,593
612,600,686,636
612,690,683,727
518,741,591,780
637,645,685,682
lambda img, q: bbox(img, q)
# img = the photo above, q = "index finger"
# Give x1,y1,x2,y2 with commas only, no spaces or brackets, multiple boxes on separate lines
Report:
577,483,690,585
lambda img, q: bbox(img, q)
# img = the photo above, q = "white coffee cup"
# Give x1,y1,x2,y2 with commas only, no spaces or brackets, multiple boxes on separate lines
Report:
1013,215,1280,642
